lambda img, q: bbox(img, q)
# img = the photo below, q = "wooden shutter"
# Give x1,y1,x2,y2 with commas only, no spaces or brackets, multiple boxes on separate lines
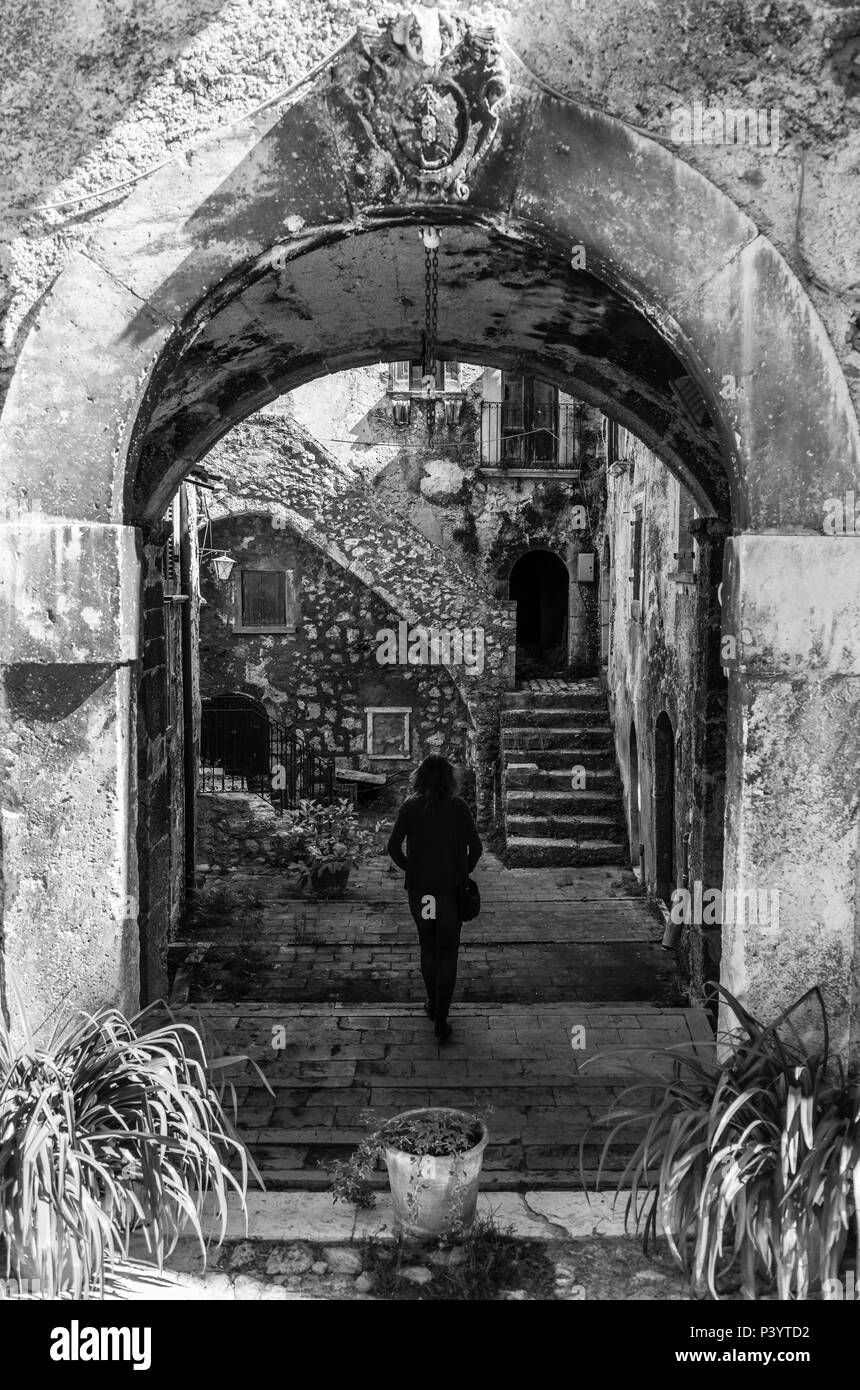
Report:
241,570,286,627
675,486,697,577
531,378,557,462
630,508,644,601
501,372,525,462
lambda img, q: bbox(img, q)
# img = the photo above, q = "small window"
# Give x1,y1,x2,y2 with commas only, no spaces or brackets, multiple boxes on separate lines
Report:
389,359,458,393
410,359,445,391
366,707,411,759
607,419,621,465
238,569,293,631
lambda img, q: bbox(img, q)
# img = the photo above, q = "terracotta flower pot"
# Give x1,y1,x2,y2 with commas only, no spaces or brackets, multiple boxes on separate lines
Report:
383,1107,489,1239
661,917,684,949
309,864,351,898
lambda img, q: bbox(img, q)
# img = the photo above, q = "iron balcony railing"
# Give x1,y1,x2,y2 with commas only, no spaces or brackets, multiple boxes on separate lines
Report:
480,401,580,470
199,700,335,813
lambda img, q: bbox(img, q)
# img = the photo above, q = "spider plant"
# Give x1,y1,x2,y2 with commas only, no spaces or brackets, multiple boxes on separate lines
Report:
587,986,860,1300
0,988,267,1298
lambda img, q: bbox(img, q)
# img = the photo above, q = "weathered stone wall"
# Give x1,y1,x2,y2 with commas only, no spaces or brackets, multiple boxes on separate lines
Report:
291,365,606,674
199,511,469,772
197,791,295,873
597,428,726,1006
2,0,858,421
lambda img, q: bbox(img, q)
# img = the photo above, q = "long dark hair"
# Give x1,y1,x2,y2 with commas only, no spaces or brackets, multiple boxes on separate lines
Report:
412,754,456,801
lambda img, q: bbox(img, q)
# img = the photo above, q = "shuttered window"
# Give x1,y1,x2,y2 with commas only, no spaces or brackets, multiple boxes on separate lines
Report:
240,570,287,628
630,505,644,604
500,374,558,463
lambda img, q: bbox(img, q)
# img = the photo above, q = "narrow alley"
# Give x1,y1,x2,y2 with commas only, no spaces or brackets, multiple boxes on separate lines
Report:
172,841,708,1192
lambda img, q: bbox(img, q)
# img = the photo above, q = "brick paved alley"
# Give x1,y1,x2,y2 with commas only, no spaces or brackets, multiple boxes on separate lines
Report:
172,849,712,1190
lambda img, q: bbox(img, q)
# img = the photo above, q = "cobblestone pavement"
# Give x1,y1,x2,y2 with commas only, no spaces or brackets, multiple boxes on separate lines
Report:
114,1234,690,1301
173,853,712,1188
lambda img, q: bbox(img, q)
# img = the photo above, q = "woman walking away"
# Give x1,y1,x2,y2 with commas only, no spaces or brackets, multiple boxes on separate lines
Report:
387,755,483,1043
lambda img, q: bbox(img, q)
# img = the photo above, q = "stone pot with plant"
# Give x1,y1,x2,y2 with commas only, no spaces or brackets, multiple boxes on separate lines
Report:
590,985,860,1301
330,1107,489,1239
285,798,372,899
0,986,267,1299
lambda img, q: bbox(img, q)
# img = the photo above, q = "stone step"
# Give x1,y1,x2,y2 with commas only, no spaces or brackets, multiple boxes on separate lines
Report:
504,765,621,790
506,836,630,867
502,727,613,751
503,689,604,710
506,814,627,842
504,748,616,770
505,786,622,810
501,703,608,725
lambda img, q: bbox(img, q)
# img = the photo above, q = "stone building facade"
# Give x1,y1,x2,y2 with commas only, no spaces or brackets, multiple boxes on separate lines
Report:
197,506,470,783
595,425,728,1005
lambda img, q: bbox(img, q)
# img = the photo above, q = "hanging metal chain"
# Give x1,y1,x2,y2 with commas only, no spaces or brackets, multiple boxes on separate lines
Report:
423,229,439,377
421,227,441,434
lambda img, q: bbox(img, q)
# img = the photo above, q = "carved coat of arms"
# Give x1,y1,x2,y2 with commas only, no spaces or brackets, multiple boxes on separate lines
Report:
330,6,510,201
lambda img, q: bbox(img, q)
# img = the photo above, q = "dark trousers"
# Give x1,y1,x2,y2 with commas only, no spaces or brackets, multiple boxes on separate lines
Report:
408,892,462,1022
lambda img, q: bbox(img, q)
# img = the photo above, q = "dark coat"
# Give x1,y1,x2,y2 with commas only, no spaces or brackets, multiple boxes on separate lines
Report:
386,793,483,895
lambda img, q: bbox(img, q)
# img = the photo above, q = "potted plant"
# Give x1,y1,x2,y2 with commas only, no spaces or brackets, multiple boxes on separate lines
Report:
285,798,372,898
587,985,860,1300
330,1108,489,1239
0,987,267,1299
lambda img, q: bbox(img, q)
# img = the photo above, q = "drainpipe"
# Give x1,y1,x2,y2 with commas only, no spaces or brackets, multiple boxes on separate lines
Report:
178,486,197,902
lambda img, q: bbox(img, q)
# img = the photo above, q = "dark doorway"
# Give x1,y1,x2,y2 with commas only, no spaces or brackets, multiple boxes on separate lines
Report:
509,549,569,677
629,721,641,874
654,712,675,906
200,691,270,790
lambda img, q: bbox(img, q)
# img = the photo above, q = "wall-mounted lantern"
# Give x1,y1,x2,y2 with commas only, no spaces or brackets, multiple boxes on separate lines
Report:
210,553,236,583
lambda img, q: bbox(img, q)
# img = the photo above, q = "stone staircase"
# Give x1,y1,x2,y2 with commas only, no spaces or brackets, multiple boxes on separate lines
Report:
502,680,629,867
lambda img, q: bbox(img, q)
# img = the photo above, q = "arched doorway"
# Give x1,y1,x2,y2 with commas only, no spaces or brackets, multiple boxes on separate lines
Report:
509,550,569,678
1,14,859,1052
654,713,675,908
200,692,270,792
629,722,641,875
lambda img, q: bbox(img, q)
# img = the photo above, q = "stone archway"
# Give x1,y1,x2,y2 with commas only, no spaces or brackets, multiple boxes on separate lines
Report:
1,8,859,1054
